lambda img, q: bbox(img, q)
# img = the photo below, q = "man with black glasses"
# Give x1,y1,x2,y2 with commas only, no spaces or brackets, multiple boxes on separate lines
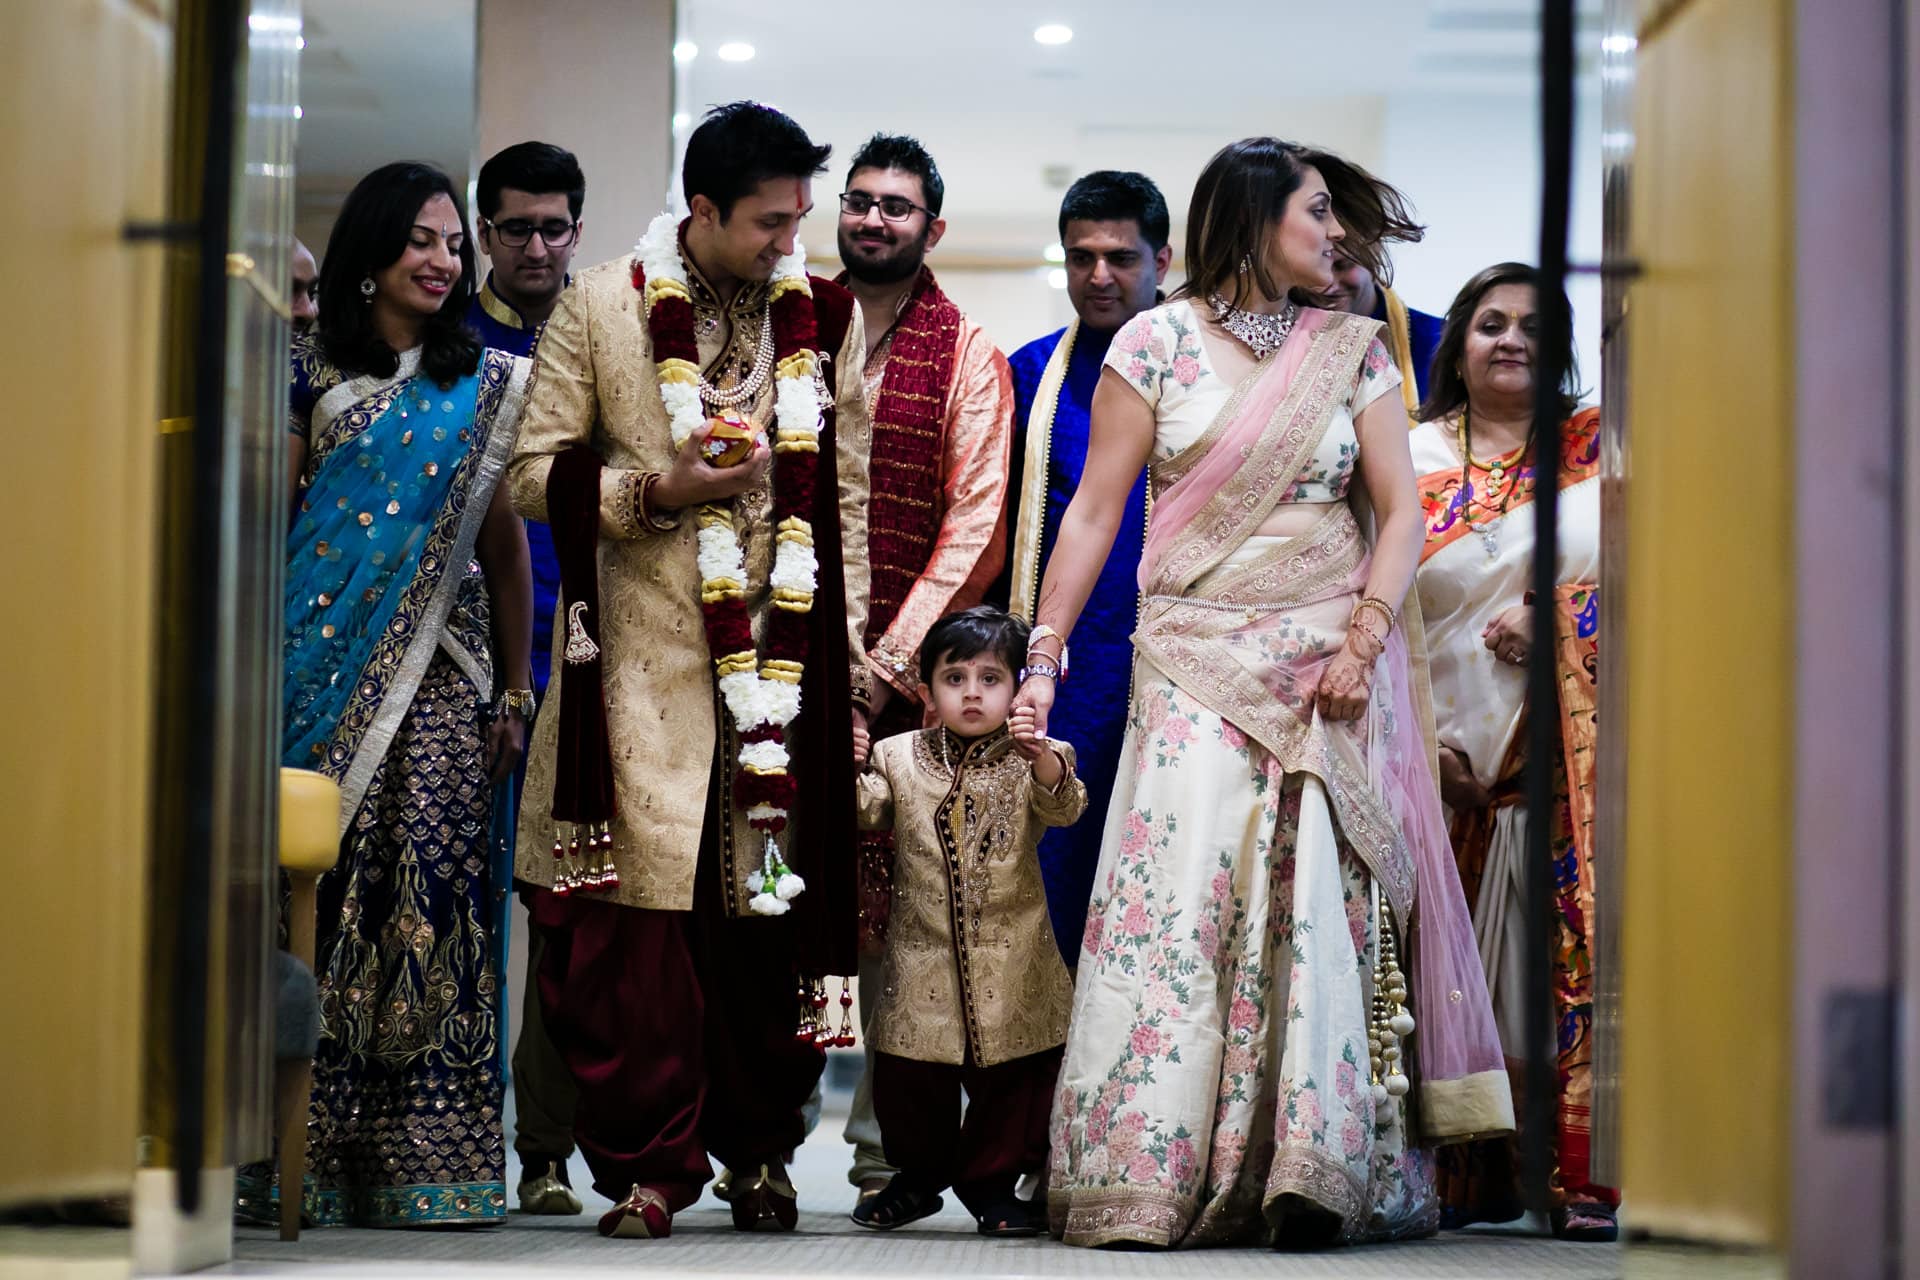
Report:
831,132,1014,1215
467,139,587,1220
470,141,586,355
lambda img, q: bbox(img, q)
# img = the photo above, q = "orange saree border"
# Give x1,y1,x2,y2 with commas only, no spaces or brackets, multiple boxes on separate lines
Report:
1416,407,1602,562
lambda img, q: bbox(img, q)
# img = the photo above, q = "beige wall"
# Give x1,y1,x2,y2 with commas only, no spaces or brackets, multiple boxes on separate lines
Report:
475,0,675,274
1621,0,1792,1249
0,0,171,1205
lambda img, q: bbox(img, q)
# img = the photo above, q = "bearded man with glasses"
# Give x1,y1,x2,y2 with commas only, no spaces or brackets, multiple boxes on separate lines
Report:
468,139,588,1220
830,132,1015,1215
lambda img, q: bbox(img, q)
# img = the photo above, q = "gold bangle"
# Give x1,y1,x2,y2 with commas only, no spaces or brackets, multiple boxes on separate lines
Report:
1351,597,1396,636
629,471,680,536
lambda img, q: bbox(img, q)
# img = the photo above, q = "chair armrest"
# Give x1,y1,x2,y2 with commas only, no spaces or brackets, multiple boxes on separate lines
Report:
278,767,341,875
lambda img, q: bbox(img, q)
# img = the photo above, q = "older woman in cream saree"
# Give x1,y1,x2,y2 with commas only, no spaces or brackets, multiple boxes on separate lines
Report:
1020,143,1510,1252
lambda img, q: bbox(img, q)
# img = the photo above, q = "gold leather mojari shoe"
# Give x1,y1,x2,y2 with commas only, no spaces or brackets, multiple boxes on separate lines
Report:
729,1161,799,1232
597,1185,671,1239
517,1162,584,1216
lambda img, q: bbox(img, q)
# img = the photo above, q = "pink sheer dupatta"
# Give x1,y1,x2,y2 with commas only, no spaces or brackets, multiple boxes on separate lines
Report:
1139,310,1328,592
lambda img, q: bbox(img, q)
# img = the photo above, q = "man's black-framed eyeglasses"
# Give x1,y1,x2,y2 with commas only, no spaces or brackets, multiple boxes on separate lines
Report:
838,192,933,224
488,218,580,248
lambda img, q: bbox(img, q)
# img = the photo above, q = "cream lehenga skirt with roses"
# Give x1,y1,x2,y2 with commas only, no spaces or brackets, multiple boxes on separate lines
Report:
1046,663,1439,1248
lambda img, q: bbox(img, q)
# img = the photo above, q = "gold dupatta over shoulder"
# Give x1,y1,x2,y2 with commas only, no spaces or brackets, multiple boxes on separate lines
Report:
1380,286,1422,419
1008,321,1078,621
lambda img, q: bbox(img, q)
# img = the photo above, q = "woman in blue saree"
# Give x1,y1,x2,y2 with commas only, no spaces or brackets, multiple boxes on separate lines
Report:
264,163,534,1227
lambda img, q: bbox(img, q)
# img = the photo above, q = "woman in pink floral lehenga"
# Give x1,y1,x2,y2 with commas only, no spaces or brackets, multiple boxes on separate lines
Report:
1016,138,1512,1250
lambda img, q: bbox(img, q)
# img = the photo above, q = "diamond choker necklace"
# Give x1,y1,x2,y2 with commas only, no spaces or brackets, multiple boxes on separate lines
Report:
1209,293,1299,359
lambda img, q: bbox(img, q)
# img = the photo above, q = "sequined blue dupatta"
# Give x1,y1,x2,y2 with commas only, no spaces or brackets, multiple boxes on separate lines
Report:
282,348,520,830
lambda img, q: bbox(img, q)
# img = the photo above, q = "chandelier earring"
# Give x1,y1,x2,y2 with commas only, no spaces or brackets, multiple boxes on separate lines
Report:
1237,253,1252,277
359,276,376,301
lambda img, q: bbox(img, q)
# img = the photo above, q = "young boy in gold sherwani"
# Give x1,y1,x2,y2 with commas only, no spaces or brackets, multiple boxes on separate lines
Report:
848,605,1088,1236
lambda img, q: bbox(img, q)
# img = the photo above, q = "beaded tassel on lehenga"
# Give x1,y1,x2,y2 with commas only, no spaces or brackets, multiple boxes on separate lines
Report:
1368,883,1416,1110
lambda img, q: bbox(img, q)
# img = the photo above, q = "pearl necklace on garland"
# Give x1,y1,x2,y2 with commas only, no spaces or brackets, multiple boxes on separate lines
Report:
634,211,823,915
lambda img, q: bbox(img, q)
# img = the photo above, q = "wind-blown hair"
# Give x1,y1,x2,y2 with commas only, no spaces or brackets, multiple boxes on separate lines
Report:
1172,137,1422,310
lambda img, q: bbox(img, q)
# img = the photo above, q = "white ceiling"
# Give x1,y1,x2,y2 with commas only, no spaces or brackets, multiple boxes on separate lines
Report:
677,0,1604,259
290,0,1602,262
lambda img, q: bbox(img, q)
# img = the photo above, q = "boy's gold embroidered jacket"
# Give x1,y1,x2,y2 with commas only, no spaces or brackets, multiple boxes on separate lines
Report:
856,726,1088,1067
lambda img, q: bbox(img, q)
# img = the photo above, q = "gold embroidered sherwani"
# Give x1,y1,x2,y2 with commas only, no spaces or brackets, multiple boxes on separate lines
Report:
860,312,1015,697
506,254,872,915
855,729,1088,1067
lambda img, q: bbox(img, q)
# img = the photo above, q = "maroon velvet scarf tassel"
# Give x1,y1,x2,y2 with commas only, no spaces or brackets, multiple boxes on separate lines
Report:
545,445,619,894
785,278,860,981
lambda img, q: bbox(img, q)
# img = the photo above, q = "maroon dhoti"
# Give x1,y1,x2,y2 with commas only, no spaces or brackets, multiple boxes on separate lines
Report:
871,1046,1061,1217
531,836,825,1212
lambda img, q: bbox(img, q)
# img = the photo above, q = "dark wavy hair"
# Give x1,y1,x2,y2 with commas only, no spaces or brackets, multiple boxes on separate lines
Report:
317,162,480,389
683,101,833,222
1058,170,1170,252
1172,138,1422,310
848,132,944,216
919,605,1031,686
1415,262,1583,424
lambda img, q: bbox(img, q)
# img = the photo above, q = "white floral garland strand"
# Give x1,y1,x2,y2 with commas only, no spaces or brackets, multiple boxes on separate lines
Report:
636,212,822,914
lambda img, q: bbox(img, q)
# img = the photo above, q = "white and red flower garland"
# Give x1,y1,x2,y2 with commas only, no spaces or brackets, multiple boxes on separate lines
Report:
634,212,822,915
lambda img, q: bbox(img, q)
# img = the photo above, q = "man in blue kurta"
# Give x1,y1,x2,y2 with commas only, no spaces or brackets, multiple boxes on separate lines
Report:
993,171,1171,966
1326,249,1444,414
467,141,585,699
464,139,587,1218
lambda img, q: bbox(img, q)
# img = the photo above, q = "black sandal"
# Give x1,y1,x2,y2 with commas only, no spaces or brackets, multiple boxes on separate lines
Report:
975,1196,1042,1238
850,1179,945,1231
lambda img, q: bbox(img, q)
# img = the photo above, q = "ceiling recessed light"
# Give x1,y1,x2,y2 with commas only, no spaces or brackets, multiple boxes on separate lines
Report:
673,111,692,129
673,40,698,63
1043,244,1066,263
293,104,304,120
296,35,306,49
1034,23,1073,45
717,41,755,62
1047,268,1069,290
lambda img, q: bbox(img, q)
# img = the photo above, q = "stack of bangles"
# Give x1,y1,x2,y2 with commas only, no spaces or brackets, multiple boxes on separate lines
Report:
1349,595,1397,650
1026,624,1066,682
